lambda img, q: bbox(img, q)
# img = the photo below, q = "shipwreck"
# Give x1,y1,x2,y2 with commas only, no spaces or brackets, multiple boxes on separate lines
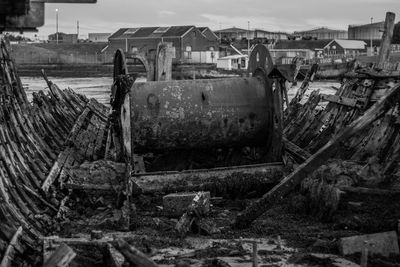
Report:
0,0,400,265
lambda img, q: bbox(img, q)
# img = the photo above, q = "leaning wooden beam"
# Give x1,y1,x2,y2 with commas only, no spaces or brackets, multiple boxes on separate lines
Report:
283,137,311,164
43,243,76,267
377,12,396,69
130,163,283,195
22,184,58,213
0,227,23,267
234,83,400,228
112,239,158,267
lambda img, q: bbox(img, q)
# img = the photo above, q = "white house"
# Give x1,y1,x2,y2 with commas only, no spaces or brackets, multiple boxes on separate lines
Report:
217,55,248,70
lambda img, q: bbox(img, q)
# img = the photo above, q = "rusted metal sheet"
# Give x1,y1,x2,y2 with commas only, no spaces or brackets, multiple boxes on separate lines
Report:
126,77,274,152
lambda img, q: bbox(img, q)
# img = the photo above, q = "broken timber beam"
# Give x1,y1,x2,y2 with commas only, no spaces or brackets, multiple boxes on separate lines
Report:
320,94,364,108
283,137,311,163
113,239,158,267
43,243,76,267
130,163,283,195
340,186,400,196
234,83,400,228
0,227,23,267
377,12,396,69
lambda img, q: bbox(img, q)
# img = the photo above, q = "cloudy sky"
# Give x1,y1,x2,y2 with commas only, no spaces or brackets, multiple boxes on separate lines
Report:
35,0,398,39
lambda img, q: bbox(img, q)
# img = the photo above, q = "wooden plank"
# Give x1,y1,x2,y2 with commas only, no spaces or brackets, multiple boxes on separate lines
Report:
234,83,400,228
283,137,311,163
340,186,400,196
113,239,158,267
131,162,283,194
0,227,23,267
43,243,76,267
320,94,363,108
41,147,74,192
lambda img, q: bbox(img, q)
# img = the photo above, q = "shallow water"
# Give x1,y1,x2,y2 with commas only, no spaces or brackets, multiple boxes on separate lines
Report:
21,76,340,106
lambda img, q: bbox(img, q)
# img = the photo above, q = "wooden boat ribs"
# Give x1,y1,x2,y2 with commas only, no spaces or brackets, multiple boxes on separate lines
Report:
0,38,109,266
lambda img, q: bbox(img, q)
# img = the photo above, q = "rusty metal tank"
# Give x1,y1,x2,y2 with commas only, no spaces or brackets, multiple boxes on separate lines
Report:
116,44,279,156
121,77,274,153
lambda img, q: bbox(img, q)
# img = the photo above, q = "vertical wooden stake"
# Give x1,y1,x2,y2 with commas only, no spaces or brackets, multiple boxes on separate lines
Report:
360,241,369,267
252,241,258,267
377,12,396,69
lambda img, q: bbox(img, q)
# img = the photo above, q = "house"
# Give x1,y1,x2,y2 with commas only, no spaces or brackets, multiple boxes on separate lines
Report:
198,27,219,41
294,27,348,40
88,33,111,43
48,33,78,44
107,26,219,64
217,54,248,70
324,39,366,56
272,39,365,63
214,27,288,42
272,39,332,61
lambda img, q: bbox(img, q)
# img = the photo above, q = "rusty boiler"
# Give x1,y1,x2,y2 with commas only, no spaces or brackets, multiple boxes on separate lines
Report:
114,45,282,162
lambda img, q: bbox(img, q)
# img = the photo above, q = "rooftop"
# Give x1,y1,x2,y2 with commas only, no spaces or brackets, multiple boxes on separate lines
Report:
109,26,195,39
294,27,347,34
328,39,366,49
274,39,332,50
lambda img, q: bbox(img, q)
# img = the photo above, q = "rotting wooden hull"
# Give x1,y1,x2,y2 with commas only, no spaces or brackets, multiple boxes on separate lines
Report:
0,38,110,266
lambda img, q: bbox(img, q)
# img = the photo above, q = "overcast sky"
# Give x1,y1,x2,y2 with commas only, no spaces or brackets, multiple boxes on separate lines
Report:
34,0,399,39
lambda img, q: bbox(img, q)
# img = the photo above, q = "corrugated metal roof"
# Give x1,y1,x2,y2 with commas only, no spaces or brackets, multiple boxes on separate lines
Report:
215,27,248,33
274,40,332,50
109,26,194,39
328,39,366,49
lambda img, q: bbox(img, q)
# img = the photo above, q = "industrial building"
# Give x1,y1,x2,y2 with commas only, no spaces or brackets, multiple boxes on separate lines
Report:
294,27,348,40
48,32,78,44
214,27,288,42
348,21,384,40
88,33,111,42
108,25,219,64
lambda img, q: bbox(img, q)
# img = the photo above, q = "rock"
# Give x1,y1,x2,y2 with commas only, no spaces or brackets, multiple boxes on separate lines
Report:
91,230,103,240
339,231,399,257
163,192,210,217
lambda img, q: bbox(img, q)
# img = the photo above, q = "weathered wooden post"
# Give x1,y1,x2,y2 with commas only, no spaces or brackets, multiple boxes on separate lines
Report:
155,42,173,81
377,12,396,69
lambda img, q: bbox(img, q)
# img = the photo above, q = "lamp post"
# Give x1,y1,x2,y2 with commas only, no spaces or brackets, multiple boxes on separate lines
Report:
370,17,373,56
247,21,250,55
56,8,59,44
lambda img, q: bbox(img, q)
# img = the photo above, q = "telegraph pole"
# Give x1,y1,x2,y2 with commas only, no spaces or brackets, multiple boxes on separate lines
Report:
77,20,79,39
370,17,373,55
247,21,250,55
56,8,59,44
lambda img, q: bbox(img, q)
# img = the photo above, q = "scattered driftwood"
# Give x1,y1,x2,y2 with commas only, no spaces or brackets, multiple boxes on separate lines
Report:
235,83,400,228
176,192,210,236
113,238,158,267
43,243,76,267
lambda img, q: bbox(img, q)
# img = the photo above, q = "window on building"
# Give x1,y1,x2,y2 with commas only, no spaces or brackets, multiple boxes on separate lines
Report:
125,28,139,34
154,27,170,33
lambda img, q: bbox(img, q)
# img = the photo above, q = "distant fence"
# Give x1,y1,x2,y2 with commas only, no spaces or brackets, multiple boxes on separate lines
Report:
11,51,115,65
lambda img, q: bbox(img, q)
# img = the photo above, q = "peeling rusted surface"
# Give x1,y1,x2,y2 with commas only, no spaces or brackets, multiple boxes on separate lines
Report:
127,77,274,152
